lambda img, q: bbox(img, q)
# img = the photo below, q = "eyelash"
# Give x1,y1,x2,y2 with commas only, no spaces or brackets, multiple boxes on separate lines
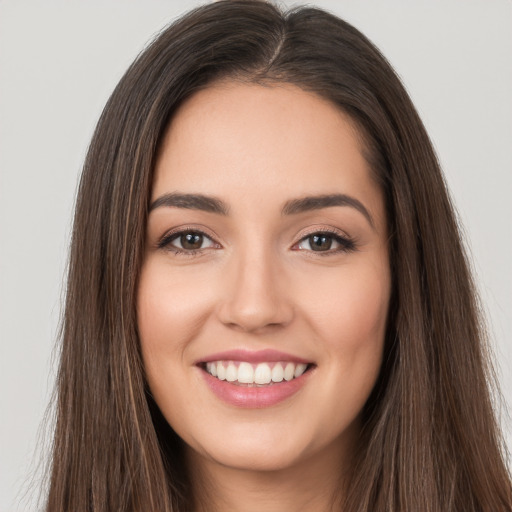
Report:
157,227,357,257
157,227,219,257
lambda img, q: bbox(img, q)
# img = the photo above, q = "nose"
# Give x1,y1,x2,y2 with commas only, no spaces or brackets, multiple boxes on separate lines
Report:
216,245,294,333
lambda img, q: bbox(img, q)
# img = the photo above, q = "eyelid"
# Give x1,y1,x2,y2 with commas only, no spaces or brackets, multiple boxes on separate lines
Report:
295,225,348,239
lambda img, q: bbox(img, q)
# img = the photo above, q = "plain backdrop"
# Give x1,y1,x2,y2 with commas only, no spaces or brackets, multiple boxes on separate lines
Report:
1,1,511,510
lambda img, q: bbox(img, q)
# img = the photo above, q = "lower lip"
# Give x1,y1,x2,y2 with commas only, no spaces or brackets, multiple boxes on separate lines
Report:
200,367,312,408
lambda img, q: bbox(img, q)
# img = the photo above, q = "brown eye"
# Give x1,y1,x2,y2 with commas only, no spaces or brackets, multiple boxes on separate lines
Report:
309,234,332,251
180,232,204,250
295,231,356,254
159,230,217,253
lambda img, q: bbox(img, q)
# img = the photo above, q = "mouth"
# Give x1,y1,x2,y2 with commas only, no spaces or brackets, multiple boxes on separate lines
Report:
196,350,315,408
199,360,312,387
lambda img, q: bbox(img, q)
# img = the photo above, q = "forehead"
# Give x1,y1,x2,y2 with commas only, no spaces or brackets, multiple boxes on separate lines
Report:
152,81,383,226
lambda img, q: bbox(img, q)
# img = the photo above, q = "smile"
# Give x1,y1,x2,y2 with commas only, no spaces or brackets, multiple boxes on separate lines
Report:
205,360,309,386
197,350,315,408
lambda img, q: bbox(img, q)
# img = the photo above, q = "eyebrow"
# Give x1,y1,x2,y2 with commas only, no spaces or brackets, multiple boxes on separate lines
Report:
149,192,374,227
282,194,374,228
149,192,230,215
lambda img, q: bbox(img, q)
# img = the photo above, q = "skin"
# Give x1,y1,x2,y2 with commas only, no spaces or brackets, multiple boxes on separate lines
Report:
137,81,391,512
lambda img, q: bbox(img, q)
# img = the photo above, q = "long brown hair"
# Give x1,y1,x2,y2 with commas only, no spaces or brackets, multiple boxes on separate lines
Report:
46,1,512,510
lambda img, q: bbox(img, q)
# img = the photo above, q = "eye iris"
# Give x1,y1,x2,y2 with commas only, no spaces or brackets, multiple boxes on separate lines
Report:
310,234,332,251
181,232,203,250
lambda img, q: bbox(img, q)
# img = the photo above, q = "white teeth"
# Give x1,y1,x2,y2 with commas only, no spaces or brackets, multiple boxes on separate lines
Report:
206,362,217,377
294,363,307,378
217,363,226,380
237,362,254,384
205,360,310,385
226,362,237,382
271,364,284,383
254,363,272,384
284,362,295,381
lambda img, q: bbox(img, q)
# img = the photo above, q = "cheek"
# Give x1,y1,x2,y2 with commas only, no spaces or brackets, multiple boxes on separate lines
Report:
136,261,210,425
137,262,212,359
302,258,390,346
300,258,390,409
300,266,389,455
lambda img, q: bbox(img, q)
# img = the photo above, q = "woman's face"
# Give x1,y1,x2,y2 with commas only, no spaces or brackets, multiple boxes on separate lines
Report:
138,82,391,473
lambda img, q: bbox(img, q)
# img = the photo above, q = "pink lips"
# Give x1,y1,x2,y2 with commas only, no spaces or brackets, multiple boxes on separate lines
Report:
198,349,311,365
197,349,313,409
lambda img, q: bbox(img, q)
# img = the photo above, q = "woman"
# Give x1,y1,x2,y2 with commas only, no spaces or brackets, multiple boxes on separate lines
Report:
45,1,512,510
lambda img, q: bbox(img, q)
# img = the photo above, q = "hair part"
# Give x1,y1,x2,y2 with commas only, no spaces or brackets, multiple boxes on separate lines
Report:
46,1,511,511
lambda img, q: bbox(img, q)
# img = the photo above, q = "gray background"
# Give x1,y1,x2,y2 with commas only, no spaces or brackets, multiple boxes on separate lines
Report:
1,1,511,510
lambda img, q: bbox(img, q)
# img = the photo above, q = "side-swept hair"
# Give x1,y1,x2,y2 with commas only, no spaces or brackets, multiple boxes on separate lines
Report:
46,1,511,510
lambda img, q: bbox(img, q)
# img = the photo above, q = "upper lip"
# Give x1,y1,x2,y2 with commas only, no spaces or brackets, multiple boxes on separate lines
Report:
196,349,312,365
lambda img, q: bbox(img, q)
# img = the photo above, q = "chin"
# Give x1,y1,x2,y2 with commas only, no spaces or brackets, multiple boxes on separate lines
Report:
183,420,339,474
195,441,308,473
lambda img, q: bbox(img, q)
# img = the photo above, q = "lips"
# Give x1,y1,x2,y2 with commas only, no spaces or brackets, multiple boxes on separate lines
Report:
199,348,311,365
196,349,314,408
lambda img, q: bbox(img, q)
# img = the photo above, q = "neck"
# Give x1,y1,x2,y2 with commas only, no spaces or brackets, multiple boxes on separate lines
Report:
187,437,354,512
